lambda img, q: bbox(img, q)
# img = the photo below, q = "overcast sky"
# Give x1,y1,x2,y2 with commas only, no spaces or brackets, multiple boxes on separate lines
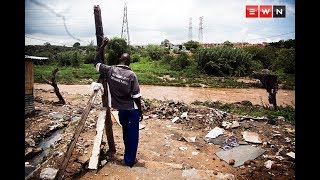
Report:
25,0,295,46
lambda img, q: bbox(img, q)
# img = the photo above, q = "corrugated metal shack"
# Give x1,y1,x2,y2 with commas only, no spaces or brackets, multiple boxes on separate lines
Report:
25,55,48,115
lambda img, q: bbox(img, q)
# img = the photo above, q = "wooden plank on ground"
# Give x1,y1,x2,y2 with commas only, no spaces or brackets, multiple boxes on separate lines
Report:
88,108,107,169
54,90,98,180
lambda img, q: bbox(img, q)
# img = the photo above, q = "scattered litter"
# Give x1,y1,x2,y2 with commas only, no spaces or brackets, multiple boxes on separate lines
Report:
192,151,199,156
285,137,291,142
221,136,239,151
172,117,180,123
230,121,240,128
143,115,149,120
242,131,262,143
264,160,274,169
40,168,58,180
189,137,196,142
149,114,158,118
286,152,295,159
285,128,295,134
101,159,107,166
215,172,235,180
139,123,146,130
205,127,224,139
276,145,284,156
180,112,188,119
215,145,265,167
205,135,227,145
179,146,188,151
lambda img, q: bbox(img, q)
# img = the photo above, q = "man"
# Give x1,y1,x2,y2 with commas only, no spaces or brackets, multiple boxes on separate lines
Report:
93,37,142,167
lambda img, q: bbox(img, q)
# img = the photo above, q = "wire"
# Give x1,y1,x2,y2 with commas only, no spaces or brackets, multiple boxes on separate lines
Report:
245,32,294,40
25,35,67,46
29,0,83,42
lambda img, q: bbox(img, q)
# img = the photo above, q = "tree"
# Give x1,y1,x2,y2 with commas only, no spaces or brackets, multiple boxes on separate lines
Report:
223,41,233,47
44,42,51,47
106,37,129,65
183,40,200,51
73,42,80,48
161,39,170,47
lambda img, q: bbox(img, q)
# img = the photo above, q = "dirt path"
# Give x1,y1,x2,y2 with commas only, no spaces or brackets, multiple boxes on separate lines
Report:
34,84,295,107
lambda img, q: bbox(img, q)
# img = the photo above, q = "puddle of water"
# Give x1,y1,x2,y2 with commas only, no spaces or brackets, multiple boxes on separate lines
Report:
25,129,64,177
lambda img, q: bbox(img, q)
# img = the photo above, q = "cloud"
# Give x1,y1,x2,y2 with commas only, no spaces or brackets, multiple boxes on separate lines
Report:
25,0,295,46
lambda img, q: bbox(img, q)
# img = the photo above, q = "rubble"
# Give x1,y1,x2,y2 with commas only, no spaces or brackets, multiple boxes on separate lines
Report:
205,127,224,139
241,131,262,143
215,145,265,167
40,168,58,180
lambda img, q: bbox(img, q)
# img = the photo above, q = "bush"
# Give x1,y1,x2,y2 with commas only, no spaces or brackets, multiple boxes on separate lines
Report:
57,51,80,67
170,52,192,71
195,46,255,76
107,37,129,65
131,54,140,63
84,51,96,64
146,44,167,61
274,48,295,74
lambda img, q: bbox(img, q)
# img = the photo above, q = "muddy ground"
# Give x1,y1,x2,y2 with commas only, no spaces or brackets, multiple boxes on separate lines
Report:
25,84,295,180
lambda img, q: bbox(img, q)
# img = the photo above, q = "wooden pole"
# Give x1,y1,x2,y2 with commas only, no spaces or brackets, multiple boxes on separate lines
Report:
54,90,98,180
93,5,116,153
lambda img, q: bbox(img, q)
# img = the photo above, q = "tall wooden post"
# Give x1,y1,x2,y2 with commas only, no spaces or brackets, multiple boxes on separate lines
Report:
93,5,116,153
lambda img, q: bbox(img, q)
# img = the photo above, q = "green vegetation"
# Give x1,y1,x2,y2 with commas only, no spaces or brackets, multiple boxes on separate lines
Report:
27,38,295,89
192,100,295,122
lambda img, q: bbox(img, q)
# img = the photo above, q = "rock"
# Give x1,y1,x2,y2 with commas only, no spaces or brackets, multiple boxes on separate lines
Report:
271,163,282,170
244,160,252,165
205,127,224,139
192,151,199,156
264,160,274,169
172,117,180,123
229,159,235,165
49,112,64,120
40,168,58,180
277,116,285,121
180,112,188,119
101,159,107,166
286,152,295,159
242,131,262,143
25,137,36,147
179,147,188,151
215,172,235,180
230,121,240,128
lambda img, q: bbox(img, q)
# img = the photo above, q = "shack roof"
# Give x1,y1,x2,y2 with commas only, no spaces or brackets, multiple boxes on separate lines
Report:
25,55,49,60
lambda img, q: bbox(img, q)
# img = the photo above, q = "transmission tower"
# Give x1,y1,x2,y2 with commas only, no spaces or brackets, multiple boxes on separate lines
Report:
198,16,203,43
121,3,130,46
188,17,192,41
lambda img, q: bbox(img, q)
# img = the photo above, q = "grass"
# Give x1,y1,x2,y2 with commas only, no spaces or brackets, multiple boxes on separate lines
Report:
34,58,295,90
192,100,295,122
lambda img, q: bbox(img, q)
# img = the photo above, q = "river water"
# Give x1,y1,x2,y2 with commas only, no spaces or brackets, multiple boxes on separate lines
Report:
34,84,295,107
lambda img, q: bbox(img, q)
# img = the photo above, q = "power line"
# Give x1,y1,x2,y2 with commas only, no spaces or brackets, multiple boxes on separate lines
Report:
29,0,83,42
25,35,67,46
246,32,294,40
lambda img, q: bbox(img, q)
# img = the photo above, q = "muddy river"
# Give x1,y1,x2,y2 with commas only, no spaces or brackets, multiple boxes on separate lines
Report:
34,84,295,107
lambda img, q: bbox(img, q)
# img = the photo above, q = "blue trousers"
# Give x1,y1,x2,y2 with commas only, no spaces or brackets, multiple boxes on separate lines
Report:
118,109,140,166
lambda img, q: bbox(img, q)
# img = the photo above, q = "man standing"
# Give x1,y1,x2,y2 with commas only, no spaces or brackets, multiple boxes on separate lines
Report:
93,37,142,167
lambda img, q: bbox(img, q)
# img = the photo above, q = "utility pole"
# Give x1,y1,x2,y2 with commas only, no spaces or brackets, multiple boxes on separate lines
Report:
121,2,130,46
188,17,192,41
198,16,203,43
93,5,116,153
